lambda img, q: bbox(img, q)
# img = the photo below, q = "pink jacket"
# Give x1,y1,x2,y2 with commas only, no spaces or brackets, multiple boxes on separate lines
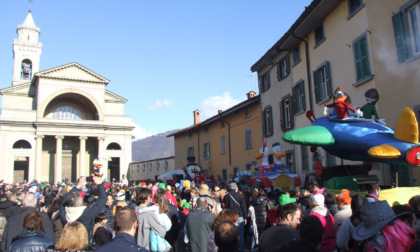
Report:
309,210,337,252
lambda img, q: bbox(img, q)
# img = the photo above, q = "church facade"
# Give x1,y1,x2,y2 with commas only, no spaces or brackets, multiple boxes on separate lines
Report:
0,12,134,184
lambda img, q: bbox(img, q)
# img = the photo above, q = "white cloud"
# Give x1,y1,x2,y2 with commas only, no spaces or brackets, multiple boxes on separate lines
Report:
201,92,243,119
132,123,156,141
147,100,174,111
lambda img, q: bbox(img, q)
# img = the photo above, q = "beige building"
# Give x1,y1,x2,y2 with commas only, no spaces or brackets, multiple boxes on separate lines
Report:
168,92,262,181
128,156,175,181
0,12,134,184
251,0,420,186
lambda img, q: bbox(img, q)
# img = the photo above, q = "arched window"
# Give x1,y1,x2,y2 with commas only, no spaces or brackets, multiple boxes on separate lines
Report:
21,59,32,80
107,142,121,150
52,106,82,120
13,140,31,149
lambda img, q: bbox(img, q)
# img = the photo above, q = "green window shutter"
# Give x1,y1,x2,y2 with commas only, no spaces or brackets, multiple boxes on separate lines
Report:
392,11,407,62
292,87,297,115
300,81,306,111
353,39,363,80
286,55,291,75
313,70,320,104
360,36,371,79
324,62,332,99
280,102,285,131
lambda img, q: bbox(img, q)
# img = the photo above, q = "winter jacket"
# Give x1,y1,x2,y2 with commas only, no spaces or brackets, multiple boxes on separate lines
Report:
185,206,215,252
250,195,271,230
51,211,63,244
135,205,166,249
100,205,115,234
222,190,248,218
0,200,20,220
0,207,54,252
309,206,337,252
8,230,54,252
95,232,148,252
60,184,107,246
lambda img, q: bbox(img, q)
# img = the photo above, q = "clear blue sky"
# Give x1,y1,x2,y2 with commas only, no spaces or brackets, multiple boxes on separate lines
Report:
0,1,312,139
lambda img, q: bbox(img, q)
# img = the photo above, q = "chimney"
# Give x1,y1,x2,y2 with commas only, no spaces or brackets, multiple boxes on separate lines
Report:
247,91,256,99
193,110,200,125
218,110,223,114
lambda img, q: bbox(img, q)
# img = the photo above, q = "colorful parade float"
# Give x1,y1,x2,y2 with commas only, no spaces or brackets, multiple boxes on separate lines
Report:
281,88,420,205
238,140,301,193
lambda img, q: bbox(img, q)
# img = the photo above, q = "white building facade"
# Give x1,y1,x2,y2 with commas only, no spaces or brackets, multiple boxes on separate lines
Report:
0,12,134,184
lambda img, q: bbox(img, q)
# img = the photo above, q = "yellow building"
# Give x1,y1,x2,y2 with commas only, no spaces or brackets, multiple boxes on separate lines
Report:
168,92,262,181
251,0,420,186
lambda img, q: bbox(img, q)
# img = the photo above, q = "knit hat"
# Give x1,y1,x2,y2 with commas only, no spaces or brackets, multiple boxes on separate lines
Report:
353,201,410,241
279,194,297,206
158,183,165,189
311,193,325,206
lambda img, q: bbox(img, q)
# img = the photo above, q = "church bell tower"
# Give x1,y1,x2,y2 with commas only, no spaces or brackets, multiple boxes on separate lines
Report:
12,10,42,86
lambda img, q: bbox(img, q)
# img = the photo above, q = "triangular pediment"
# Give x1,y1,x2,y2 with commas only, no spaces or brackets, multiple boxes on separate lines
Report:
0,82,35,96
35,62,110,84
105,90,127,103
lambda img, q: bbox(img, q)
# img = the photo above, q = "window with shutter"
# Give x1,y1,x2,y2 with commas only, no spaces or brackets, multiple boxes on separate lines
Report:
348,0,364,17
313,61,332,104
263,106,273,137
260,72,271,92
392,3,420,62
353,34,371,82
277,55,290,80
292,80,306,114
245,129,252,149
221,136,226,154
281,96,294,131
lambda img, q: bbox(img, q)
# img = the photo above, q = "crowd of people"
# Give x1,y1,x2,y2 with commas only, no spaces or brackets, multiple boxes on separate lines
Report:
0,175,419,252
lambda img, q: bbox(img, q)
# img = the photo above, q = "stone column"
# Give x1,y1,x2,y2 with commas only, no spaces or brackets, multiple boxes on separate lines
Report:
79,136,87,177
55,135,64,184
35,135,44,181
98,137,107,179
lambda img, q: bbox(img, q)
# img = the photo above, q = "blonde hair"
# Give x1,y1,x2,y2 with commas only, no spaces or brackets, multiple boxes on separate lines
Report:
56,221,88,250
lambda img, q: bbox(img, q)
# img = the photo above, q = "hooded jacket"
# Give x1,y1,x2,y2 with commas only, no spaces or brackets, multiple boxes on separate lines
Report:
59,184,107,246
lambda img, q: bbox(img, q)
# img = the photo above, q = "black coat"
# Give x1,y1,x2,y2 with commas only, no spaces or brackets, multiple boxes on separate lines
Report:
0,207,54,252
8,230,54,252
223,190,248,218
250,195,271,230
0,200,20,220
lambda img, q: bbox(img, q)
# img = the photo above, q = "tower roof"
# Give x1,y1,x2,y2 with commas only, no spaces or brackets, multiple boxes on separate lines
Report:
18,11,40,32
